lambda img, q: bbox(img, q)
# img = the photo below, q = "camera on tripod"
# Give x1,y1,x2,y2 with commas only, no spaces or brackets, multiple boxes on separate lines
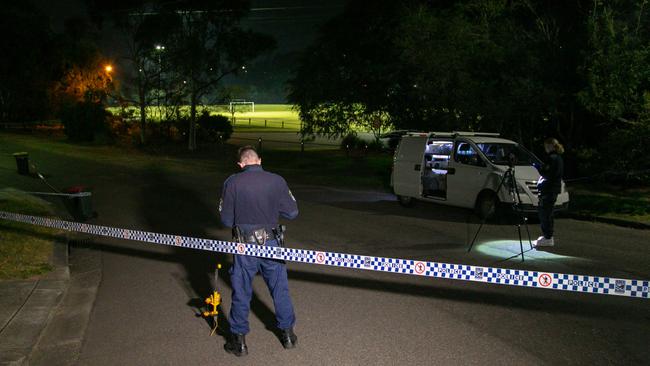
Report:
507,152,518,168
468,152,534,261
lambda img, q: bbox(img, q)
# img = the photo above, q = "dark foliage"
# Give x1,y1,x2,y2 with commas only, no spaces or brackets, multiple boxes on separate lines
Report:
0,4,58,121
196,112,233,142
289,0,650,179
61,101,109,142
340,133,363,150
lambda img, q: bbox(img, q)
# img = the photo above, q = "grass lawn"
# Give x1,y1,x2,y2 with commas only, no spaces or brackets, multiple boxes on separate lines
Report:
0,132,392,191
0,188,61,280
567,183,650,225
2,132,647,226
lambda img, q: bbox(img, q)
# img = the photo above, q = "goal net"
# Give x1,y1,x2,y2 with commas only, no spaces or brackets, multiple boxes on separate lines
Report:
228,100,255,113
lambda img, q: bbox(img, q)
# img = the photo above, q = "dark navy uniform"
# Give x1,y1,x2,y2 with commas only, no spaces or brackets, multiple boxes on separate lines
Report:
219,164,298,335
537,152,564,239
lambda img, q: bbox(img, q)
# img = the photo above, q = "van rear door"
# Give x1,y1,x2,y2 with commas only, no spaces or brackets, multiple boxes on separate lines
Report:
393,135,427,198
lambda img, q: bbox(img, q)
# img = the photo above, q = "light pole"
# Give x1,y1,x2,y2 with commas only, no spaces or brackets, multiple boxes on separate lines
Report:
103,64,114,104
154,45,165,119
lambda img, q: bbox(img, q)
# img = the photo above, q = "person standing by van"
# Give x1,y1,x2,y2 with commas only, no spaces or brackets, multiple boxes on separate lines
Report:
534,138,564,247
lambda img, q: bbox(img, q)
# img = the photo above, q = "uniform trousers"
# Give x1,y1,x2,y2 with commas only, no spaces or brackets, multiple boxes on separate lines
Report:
538,193,558,239
229,239,296,334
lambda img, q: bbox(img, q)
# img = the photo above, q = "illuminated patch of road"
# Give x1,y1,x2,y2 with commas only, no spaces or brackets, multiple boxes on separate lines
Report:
475,240,575,262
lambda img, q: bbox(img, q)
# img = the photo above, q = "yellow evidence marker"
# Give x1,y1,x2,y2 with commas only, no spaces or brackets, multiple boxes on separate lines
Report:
202,264,222,336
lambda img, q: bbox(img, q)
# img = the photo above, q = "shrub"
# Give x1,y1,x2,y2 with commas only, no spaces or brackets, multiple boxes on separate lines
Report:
366,139,385,152
172,117,191,139
340,133,384,152
602,120,650,186
196,112,233,142
60,101,109,142
340,133,362,150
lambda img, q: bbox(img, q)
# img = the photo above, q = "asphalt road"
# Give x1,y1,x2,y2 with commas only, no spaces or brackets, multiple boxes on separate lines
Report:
62,163,650,366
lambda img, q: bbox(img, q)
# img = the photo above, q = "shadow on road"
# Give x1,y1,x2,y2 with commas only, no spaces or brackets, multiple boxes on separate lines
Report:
137,167,280,340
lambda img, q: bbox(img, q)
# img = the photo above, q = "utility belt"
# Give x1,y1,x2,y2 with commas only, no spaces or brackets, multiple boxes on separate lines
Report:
232,225,286,247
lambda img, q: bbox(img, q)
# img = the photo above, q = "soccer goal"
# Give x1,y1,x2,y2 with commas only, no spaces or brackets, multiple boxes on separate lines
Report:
229,99,255,113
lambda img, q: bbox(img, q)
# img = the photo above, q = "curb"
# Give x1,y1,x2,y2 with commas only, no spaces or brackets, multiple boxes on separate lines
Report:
565,213,650,230
27,238,102,366
0,227,70,366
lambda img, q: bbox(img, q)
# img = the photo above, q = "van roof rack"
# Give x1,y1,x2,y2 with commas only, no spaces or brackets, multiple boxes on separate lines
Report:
430,131,500,137
405,132,429,136
404,131,501,138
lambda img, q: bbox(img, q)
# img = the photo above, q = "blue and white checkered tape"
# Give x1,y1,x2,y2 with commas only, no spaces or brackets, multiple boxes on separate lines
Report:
1,210,648,299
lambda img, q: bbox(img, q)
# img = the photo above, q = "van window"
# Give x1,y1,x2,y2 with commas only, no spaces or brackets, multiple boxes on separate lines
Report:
476,143,541,166
454,142,484,167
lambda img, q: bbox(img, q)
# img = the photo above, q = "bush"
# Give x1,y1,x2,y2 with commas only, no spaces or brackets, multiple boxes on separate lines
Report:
196,112,233,142
340,133,384,152
60,101,109,142
172,117,191,139
603,121,650,186
366,139,385,152
340,133,363,150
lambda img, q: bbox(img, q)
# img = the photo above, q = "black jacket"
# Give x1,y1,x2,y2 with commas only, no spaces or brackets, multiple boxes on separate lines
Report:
219,165,299,234
537,153,564,195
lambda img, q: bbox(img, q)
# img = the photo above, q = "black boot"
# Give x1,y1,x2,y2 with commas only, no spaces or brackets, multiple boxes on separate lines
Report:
279,328,297,349
224,333,248,357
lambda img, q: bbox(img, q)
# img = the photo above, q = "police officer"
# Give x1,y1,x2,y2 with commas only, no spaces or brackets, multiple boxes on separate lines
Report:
219,146,299,357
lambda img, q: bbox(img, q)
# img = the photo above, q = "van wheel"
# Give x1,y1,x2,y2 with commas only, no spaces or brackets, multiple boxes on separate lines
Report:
397,195,414,207
476,192,498,219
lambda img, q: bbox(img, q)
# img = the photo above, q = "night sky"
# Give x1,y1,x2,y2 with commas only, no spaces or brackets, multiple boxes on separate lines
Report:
232,0,347,102
32,0,346,103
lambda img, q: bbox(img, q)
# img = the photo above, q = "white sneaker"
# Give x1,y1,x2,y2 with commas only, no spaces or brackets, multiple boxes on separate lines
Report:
533,236,554,247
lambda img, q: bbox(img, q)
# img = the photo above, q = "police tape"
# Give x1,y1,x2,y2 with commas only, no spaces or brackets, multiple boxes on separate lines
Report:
1,210,648,300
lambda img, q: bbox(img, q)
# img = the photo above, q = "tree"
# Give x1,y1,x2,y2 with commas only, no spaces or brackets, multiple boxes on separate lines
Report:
0,3,58,121
162,1,275,150
87,0,275,149
289,0,594,150
52,18,114,107
578,0,650,123
288,1,403,140
98,2,177,145
578,0,650,175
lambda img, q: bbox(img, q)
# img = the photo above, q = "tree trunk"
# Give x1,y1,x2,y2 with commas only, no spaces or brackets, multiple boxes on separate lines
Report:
188,91,197,151
139,87,146,145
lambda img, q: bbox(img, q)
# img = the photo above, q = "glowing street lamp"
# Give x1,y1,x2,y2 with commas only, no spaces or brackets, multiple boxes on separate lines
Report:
105,65,113,73
153,44,166,114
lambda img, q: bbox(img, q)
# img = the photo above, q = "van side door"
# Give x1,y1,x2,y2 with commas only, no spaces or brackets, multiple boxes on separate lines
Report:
446,140,490,209
392,136,428,198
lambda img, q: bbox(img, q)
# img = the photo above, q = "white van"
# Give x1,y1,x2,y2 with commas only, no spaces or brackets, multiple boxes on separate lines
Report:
391,132,569,218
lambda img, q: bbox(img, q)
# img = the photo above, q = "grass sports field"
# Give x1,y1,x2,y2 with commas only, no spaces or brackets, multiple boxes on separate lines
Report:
107,104,302,131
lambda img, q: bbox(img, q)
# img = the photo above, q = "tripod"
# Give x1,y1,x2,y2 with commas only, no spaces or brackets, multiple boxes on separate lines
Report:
467,165,533,262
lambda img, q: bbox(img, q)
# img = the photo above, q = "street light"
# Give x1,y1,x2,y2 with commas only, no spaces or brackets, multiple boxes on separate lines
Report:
154,45,165,115
104,65,113,73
